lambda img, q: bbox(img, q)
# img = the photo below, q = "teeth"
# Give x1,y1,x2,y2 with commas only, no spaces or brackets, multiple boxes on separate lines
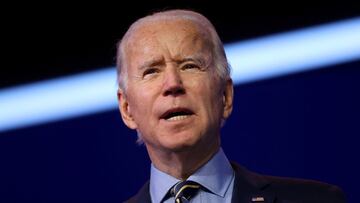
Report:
166,115,189,121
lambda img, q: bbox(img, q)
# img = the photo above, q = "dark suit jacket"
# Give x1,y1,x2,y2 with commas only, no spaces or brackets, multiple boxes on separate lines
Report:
124,162,346,203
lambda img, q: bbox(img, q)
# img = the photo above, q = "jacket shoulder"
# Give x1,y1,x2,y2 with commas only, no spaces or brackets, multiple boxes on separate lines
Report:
265,175,346,202
231,162,346,203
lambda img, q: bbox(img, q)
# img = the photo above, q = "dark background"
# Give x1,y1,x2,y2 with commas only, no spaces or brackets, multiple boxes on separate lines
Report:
1,1,359,203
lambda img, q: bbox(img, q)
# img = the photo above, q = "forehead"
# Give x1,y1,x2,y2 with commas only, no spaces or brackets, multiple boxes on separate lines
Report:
130,19,206,44
124,19,213,65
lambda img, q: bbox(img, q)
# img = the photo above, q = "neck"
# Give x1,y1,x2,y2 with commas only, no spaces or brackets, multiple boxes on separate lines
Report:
146,138,220,180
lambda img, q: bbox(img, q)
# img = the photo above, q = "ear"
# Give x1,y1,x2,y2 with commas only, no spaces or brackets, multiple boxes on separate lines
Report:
222,78,234,120
117,88,138,129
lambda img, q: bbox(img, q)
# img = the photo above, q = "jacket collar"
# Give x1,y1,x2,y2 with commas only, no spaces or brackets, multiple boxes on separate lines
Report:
124,181,151,203
231,162,275,203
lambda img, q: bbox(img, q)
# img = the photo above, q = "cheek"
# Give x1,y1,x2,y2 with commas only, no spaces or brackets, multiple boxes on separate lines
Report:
129,84,165,131
127,88,154,121
193,79,223,118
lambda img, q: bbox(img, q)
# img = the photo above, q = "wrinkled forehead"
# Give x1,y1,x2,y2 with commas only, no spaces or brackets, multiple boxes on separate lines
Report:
123,19,214,65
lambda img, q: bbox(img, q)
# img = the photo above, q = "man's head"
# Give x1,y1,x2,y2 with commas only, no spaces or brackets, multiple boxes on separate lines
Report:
116,9,233,155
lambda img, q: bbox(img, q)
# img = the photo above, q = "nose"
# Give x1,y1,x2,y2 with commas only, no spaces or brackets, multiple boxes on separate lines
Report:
162,66,185,97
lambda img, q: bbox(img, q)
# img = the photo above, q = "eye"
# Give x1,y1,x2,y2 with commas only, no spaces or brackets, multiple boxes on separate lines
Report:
143,68,159,78
182,63,200,70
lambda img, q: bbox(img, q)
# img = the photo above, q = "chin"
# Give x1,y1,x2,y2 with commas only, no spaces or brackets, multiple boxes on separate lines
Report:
163,143,195,153
161,134,201,152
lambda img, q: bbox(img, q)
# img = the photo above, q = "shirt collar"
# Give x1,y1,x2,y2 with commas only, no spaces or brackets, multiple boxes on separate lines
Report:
150,163,179,203
149,148,234,202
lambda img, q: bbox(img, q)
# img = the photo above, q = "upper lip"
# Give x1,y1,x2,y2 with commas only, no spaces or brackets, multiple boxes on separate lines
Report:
159,107,194,120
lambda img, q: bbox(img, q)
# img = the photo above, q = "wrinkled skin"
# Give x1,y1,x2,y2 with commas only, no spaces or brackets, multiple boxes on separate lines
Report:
118,19,233,178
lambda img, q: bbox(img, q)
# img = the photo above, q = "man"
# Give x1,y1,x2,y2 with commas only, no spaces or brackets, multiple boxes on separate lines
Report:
116,9,346,203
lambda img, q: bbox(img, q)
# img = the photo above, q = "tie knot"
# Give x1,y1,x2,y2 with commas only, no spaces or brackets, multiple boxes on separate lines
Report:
171,180,201,203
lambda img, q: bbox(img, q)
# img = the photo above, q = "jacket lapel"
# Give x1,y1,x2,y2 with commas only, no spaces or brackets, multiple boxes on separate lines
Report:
124,181,151,203
231,162,276,203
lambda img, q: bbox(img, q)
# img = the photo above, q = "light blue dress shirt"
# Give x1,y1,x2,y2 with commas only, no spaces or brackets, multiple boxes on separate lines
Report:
149,148,235,203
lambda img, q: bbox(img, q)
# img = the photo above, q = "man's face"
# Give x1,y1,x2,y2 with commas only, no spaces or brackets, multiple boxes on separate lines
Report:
118,20,233,153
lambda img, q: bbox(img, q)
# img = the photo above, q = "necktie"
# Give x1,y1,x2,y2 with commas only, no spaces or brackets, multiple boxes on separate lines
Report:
171,180,201,203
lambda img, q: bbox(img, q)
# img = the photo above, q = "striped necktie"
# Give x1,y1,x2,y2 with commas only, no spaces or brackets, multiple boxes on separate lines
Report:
171,180,201,203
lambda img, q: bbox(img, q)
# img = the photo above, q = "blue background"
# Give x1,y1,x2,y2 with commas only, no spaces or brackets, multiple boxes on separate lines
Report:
1,2,359,203
1,61,359,202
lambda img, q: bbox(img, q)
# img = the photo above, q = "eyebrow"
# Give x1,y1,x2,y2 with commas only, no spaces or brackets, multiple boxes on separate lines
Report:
138,54,208,70
176,57,198,63
139,57,165,71
177,54,207,66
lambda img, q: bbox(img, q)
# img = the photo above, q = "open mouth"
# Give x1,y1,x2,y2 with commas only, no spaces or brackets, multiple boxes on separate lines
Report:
160,108,194,121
